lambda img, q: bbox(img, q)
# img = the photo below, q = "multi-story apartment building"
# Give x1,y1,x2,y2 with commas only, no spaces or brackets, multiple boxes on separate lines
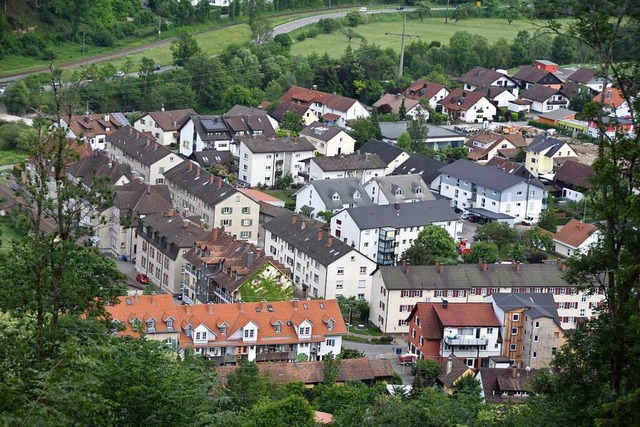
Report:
181,227,292,305
293,177,374,220
262,213,376,300
524,135,578,178
134,108,195,146
359,139,410,176
299,122,356,157
486,293,566,369
308,153,387,184
106,295,347,363
369,261,605,333
406,301,502,369
330,200,461,265
237,135,315,187
136,213,210,295
363,174,435,205
162,160,259,243
106,126,180,184
439,159,546,222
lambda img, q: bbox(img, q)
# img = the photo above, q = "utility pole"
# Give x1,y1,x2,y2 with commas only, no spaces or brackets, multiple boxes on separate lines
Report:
82,32,86,65
385,14,419,78
446,0,450,24
158,16,162,40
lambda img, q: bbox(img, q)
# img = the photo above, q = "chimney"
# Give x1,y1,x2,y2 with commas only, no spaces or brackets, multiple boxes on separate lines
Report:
402,259,407,272
211,228,220,241
196,167,201,176
446,356,453,375
217,176,222,189
128,127,133,135
515,261,521,272
261,299,267,312
239,301,244,313
317,230,323,241
186,305,192,315
326,236,333,247
394,202,400,210
166,209,174,217
153,143,158,151
478,258,484,270
439,263,445,274
136,132,139,140
301,221,306,230
442,299,448,309
207,303,214,314
293,299,298,310
511,367,518,378
291,214,298,225
183,219,190,228
146,184,151,195
483,261,489,271
134,293,139,302
199,218,205,229
246,251,254,267
560,261,567,272
209,175,214,184
150,295,156,307
104,113,110,122
188,162,193,171
145,139,150,148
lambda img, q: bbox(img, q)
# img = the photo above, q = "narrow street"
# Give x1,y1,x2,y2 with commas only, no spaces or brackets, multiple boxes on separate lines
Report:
342,337,415,385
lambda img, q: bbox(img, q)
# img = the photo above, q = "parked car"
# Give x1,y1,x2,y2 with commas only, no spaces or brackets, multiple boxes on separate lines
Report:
154,64,161,71
136,273,150,284
113,70,125,78
467,214,478,223
396,5,404,10
398,353,417,366
359,6,368,12
522,216,536,226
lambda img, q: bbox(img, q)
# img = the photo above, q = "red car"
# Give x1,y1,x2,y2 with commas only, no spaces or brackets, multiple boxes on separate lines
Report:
467,214,478,223
136,273,150,284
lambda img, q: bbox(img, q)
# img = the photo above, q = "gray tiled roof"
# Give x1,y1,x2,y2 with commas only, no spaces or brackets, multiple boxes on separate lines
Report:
359,139,406,164
392,153,447,185
191,149,232,168
439,159,544,191
526,135,566,156
138,213,210,260
162,160,239,207
107,126,174,166
302,178,373,210
238,135,315,153
458,66,509,89
367,174,435,204
187,115,231,142
262,212,360,267
299,122,344,142
520,84,564,102
345,199,458,229
378,264,569,291
114,181,173,217
311,153,386,172
490,293,560,323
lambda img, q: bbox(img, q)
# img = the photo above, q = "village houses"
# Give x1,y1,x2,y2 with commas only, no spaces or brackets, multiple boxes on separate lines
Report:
134,108,195,146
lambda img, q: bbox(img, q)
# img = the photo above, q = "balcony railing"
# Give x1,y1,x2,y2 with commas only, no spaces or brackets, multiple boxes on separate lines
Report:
209,354,238,365
255,351,297,362
444,337,488,346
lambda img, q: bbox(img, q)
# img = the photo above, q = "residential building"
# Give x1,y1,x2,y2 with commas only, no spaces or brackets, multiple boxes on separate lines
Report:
330,200,460,265
379,122,465,151
61,112,130,151
299,122,356,157
136,213,211,294
537,108,576,127
520,84,569,113
525,135,578,178
67,151,132,189
553,159,594,201
190,149,232,170
179,115,232,157
134,108,195,146
437,356,476,394
565,67,607,93
465,131,527,163
107,181,173,260
484,157,535,179
402,80,450,109
457,66,519,106
476,368,539,403
106,126,180,184
181,227,292,305
106,294,347,363
392,153,448,189
439,159,546,222
293,177,373,220
439,89,497,123
256,201,290,247
372,93,427,119
238,188,286,208
486,293,566,369
512,64,563,90
271,101,317,126
162,160,260,243
225,105,278,134
593,87,631,117
406,301,502,369
281,85,370,128
359,139,410,175
237,135,315,187
363,174,434,205
368,262,604,333
308,153,386,184
263,213,376,300
552,218,600,258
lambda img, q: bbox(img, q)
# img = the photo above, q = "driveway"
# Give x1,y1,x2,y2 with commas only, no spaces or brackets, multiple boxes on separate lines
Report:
458,220,478,243
342,337,415,385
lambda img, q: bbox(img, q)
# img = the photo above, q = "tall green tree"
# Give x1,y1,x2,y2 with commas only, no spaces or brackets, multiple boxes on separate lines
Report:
401,225,458,265
415,2,431,22
407,109,429,153
170,29,201,67
226,361,270,409
4,80,30,114
475,221,519,250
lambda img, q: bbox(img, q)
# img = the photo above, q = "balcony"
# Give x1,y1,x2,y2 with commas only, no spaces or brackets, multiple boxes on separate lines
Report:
255,351,297,362
209,354,238,365
444,336,488,346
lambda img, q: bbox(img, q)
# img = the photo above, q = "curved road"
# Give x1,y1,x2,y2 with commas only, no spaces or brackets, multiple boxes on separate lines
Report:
0,6,426,83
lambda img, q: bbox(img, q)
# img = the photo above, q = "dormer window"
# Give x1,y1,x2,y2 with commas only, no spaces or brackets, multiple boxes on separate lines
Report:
327,320,334,330
332,193,340,200
147,320,156,332
166,319,174,331
353,191,360,199
395,188,403,196
300,326,310,335
275,323,281,333
415,187,423,194
244,329,255,339
220,325,227,335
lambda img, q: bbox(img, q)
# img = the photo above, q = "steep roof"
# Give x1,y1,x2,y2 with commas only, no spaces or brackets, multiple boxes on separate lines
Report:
146,109,195,132
106,126,174,166
377,263,569,291
478,368,539,403
224,111,276,137
239,135,315,153
257,200,290,220
106,294,180,337
162,160,240,208
593,87,627,109
526,135,567,156
343,199,458,229
311,153,386,172
439,88,489,112
282,86,360,112
513,65,563,85
466,131,527,161
553,159,594,189
186,115,231,142
403,80,448,100
367,174,435,204
433,302,501,327
392,153,448,185
359,139,407,165
262,212,361,267
67,151,132,187
372,93,421,114
484,157,533,179
567,67,596,84
439,159,544,191
139,213,211,258
299,122,345,143
214,358,394,385
271,101,312,121
301,178,373,211
520,84,565,102
191,149,232,168
64,112,129,139
458,66,510,89
437,356,473,388
113,181,173,218
553,218,598,249
490,293,560,323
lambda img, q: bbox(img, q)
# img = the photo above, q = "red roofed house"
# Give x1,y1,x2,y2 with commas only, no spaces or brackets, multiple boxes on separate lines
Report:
61,112,130,151
281,86,369,128
593,87,631,117
134,108,195,146
406,301,502,369
552,218,600,258
438,88,497,123
403,80,451,109
373,93,426,119
106,294,347,364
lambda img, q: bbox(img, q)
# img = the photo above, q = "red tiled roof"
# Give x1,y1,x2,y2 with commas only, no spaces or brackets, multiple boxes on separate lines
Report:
403,80,448,101
593,87,626,109
439,88,488,112
553,218,597,249
107,294,179,337
147,109,195,131
433,302,501,327
282,86,358,113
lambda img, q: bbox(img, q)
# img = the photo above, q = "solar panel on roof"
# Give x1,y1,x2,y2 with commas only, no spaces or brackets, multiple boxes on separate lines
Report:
201,119,225,132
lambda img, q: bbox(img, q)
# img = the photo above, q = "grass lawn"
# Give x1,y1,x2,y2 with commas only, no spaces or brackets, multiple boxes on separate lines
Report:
348,323,382,336
263,189,296,206
291,16,541,58
0,217,24,252
0,151,26,167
